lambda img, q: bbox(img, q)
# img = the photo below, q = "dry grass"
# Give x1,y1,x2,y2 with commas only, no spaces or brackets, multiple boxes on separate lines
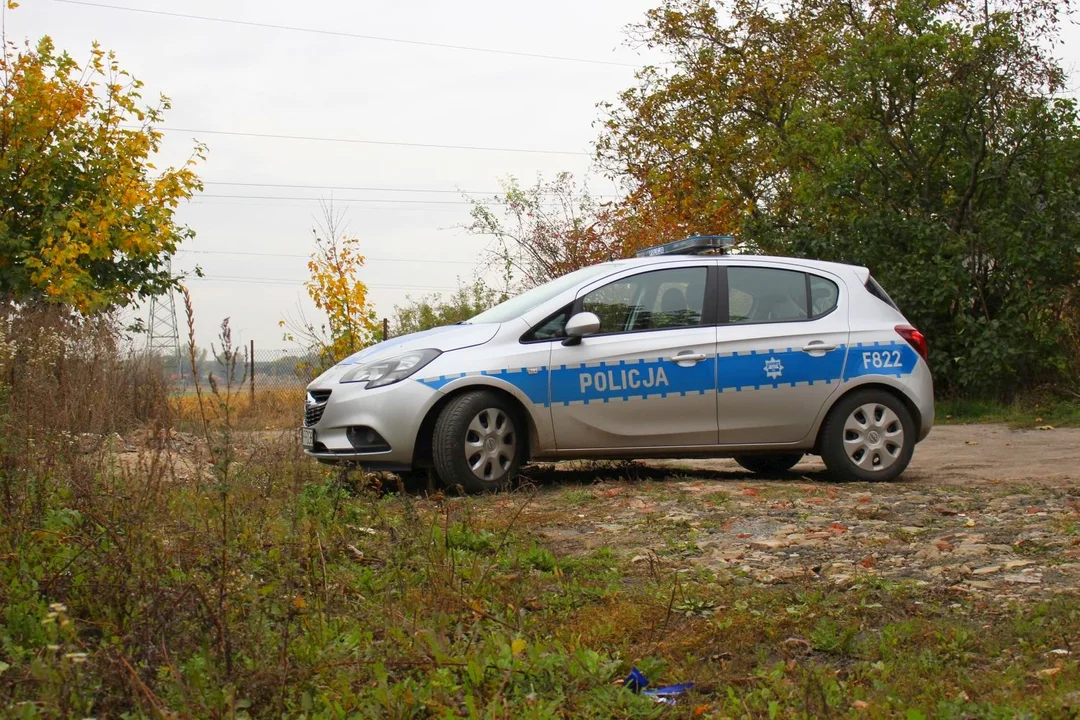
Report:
171,388,304,431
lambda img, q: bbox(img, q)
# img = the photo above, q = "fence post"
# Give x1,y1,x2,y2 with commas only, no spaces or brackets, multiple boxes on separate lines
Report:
383,318,389,342
250,339,255,403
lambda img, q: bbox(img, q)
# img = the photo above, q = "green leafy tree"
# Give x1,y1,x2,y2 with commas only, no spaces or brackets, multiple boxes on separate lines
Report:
465,173,618,289
0,18,204,313
599,0,1080,395
392,280,505,336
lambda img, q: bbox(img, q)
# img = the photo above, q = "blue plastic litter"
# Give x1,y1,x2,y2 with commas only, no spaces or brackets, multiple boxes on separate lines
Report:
624,667,649,692
624,668,694,705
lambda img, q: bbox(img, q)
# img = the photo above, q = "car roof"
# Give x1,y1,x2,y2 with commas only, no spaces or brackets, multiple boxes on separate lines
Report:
606,253,868,278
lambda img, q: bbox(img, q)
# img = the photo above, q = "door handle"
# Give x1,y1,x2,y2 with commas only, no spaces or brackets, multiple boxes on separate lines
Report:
801,342,838,353
670,351,708,364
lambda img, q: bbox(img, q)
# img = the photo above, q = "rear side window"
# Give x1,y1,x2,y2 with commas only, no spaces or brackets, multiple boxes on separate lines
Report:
865,276,899,311
809,275,839,318
726,267,838,323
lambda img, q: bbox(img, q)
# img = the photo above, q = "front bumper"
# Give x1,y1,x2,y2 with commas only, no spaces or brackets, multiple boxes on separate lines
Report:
303,377,442,469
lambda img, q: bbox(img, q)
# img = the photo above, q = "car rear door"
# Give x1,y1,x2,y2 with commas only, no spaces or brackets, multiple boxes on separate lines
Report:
549,262,719,450
715,263,849,445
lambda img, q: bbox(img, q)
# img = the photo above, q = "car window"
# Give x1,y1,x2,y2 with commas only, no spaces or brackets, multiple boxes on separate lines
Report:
582,267,707,334
522,305,571,342
730,287,753,322
865,275,899,310
468,264,613,324
727,267,810,324
810,275,839,318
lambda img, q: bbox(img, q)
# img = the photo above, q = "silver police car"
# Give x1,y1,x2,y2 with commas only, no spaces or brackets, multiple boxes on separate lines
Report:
302,236,933,491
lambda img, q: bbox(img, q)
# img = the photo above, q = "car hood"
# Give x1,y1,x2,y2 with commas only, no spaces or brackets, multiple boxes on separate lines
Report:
338,323,500,366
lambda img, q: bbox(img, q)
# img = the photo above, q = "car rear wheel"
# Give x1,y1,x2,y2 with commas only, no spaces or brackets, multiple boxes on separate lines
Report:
733,453,803,476
820,389,914,482
432,391,523,493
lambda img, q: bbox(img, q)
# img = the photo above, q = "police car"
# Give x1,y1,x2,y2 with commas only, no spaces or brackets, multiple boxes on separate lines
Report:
302,236,933,491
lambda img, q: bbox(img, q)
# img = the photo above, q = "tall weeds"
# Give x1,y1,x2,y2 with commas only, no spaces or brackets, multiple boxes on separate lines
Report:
0,299,652,717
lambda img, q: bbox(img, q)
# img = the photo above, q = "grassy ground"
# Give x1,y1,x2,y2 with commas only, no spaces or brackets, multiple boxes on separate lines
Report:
935,396,1080,428
3,431,1080,718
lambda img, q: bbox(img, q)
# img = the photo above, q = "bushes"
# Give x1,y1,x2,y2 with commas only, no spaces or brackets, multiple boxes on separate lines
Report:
0,305,168,438
598,0,1080,398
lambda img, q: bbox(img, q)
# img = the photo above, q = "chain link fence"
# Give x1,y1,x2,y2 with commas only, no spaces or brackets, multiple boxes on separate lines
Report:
151,345,319,395
147,344,321,429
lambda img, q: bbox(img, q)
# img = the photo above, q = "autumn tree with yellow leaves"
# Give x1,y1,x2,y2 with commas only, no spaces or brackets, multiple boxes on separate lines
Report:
282,203,380,369
0,4,203,313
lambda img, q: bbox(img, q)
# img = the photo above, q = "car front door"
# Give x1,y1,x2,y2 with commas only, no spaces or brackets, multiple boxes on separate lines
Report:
715,264,849,445
549,263,719,450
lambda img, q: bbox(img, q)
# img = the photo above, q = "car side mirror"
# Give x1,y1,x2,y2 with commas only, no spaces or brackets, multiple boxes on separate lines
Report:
562,312,601,346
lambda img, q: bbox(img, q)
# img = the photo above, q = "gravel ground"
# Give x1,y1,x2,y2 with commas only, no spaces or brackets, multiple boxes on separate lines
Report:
511,424,1080,602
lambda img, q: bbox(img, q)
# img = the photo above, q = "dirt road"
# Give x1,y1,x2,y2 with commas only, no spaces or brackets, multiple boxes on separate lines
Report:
654,423,1080,485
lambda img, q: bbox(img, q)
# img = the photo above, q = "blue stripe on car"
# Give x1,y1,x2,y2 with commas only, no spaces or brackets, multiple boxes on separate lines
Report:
550,357,716,406
842,342,918,380
418,342,917,407
717,347,846,392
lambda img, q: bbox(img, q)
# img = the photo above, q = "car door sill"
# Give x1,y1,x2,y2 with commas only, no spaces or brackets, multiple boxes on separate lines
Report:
535,442,812,460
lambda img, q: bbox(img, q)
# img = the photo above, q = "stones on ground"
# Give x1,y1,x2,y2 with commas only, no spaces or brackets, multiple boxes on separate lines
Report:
966,580,997,590
972,565,1001,576
1003,574,1042,585
750,539,788,551
523,471,1072,601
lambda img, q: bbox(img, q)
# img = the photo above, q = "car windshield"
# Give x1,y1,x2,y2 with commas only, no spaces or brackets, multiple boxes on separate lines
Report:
467,265,614,324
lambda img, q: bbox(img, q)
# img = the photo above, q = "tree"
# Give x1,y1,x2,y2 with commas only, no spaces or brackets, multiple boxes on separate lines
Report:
0,23,204,313
599,0,1080,395
465,173,619,289
392,279,505,336
281,203,379,368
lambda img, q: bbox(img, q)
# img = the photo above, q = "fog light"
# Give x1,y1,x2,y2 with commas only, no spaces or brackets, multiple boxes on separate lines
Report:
346,426,391,453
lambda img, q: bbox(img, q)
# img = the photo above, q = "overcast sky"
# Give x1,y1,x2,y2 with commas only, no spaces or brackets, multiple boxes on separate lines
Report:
10,0,663,350
9,1,1080,352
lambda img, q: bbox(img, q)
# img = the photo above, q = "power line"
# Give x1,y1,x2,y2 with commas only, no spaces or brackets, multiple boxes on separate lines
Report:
202,180,619,198
198,193,478,205
205,181,476,195
52,0,639,68
179,249,479,265
150,126,590,156
189,201,466,212
189,275,461,291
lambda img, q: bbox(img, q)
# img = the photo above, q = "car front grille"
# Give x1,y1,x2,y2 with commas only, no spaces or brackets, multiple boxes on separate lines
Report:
305,405,325,427
305,390,332,427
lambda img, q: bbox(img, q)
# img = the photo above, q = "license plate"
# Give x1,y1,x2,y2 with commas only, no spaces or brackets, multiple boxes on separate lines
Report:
301,427,315,448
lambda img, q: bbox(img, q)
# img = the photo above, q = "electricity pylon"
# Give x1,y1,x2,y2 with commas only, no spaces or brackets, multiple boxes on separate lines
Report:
146,260,184,386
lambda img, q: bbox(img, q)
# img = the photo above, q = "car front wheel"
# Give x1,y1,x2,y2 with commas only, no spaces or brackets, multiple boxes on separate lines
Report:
820,389,915,482
432,391,523,493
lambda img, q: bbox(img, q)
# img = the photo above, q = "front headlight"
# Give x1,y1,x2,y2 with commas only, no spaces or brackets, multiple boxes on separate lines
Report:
338,348,441,388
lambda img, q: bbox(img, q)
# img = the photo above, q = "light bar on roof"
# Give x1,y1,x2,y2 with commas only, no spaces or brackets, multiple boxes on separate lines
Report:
635,235,736,257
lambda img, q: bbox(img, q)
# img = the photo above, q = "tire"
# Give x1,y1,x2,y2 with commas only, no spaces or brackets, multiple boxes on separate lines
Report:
733,453,804,476
432,391,523,493
819,389,915,482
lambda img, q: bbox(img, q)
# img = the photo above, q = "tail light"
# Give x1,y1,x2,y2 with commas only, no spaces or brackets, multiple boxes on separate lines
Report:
895,325,928,362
